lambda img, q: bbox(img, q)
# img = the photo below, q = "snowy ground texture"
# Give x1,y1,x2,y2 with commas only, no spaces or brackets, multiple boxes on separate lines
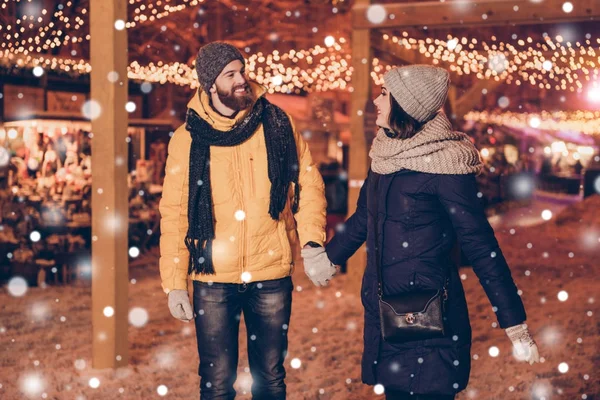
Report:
1,196,599,399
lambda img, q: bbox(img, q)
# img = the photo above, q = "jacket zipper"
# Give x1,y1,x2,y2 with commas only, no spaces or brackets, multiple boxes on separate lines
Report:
234,146,246,281
374,174,393,381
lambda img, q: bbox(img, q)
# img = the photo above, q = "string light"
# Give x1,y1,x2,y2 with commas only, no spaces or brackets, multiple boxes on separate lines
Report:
1,0,200,51
1,41,354,94
128,0,205,28
379,33,600,92
1,4,87,57
465,110,600,136
2,3,598,95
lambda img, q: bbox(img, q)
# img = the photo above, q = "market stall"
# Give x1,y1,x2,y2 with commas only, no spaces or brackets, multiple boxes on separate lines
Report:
0,113,174,286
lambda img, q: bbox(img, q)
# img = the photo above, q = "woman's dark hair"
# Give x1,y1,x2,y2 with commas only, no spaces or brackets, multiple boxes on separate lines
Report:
384,95,425,140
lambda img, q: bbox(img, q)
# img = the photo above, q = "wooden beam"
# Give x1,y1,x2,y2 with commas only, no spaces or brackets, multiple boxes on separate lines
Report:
371,35,463,84
352,0,600,30
454,78,503,120
346,0,371,293
90,0,129,369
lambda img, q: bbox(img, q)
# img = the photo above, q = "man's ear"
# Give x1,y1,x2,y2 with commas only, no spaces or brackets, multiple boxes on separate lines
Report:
209,83,217,94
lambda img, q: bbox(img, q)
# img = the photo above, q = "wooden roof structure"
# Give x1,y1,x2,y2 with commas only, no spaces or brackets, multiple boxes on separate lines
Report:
2,0,599,113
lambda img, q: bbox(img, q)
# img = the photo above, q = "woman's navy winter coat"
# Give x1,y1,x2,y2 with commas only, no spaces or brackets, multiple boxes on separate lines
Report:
326,169,526,395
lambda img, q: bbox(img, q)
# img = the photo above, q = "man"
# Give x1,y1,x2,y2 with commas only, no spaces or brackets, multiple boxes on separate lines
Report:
158,42,336,399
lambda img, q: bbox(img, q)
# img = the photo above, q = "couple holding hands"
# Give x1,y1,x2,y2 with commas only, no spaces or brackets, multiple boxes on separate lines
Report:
159,42,539,400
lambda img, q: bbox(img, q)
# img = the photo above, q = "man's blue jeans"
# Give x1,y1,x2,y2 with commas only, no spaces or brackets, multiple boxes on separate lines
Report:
193,276,293,400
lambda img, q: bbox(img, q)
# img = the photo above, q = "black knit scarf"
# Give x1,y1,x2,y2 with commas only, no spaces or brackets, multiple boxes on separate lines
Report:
184,96,300,275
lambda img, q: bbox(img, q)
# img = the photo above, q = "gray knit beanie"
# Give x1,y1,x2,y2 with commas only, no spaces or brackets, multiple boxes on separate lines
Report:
195,42,245,93
383,65,450,122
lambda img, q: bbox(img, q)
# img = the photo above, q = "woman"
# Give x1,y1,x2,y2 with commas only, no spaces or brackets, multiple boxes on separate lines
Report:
325,65,540,399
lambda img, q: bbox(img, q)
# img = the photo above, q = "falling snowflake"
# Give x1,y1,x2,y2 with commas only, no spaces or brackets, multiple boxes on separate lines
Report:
125,102,136,113
541,210,553,220
129,247,140,258
129,307,149,327
557,291,568,302
156,385,168,396
32,66,44,77
103,306,115,317
241,272,252,283
366,5,387,24
114,19,125,30
31,302,51,321
82,100,102,120
19,372,45,397
530,380,552,400
235,210,246,221
74,359,86,370
498,96,510,108
8,277,28,297
558,362,569,373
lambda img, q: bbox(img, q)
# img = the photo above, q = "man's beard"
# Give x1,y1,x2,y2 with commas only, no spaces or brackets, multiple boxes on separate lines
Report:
216,83,254,111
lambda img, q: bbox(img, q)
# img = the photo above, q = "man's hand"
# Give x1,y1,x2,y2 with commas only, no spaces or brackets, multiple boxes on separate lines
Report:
167,289,194,322
301,245,337,287
505,323,541,365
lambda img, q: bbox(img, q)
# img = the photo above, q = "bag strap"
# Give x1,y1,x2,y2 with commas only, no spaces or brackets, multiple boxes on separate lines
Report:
372,172,451,300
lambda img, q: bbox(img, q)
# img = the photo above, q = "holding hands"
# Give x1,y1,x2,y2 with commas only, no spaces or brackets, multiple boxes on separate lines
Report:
301,244,337,287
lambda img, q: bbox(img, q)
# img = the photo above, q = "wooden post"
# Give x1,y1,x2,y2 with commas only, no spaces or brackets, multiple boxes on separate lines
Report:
346,0,371,292
90,0,129,369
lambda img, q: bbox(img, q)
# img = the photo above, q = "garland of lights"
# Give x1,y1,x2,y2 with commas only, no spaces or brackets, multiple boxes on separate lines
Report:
128,0,205,28
377,33,600,93
1,1,599,95
1,40,353,94
1,1,88,56
464,110,600,136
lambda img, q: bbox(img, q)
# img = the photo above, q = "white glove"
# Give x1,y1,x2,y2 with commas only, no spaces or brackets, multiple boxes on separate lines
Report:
167,289,194,322
505,323,541,365
301,246,337,287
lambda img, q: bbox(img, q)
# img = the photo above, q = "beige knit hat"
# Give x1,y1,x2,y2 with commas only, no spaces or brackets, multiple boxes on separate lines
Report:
383,65,450,122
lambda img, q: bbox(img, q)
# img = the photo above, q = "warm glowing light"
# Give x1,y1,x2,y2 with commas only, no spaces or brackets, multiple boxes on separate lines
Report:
465,111,600,136
529,117,541,128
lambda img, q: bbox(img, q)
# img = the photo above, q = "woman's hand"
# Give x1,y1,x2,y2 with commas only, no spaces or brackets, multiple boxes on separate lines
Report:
505,323,541,365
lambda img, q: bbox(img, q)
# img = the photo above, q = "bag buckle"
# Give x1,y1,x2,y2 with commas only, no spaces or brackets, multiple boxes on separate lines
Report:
405,313,416,324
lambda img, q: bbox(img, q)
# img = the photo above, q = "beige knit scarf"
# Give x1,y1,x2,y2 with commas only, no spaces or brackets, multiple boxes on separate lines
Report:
369,112,483,175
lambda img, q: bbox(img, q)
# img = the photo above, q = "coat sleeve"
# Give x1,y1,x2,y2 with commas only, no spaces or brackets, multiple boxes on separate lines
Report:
158,126,191,294
325,171,369,266
290,116,328,247
436,173,526,328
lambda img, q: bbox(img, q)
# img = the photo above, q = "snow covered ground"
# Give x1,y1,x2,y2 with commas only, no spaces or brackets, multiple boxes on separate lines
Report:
1,196,599,399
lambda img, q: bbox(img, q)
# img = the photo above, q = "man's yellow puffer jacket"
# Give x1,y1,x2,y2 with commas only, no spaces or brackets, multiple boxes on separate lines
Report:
159,82,327,292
